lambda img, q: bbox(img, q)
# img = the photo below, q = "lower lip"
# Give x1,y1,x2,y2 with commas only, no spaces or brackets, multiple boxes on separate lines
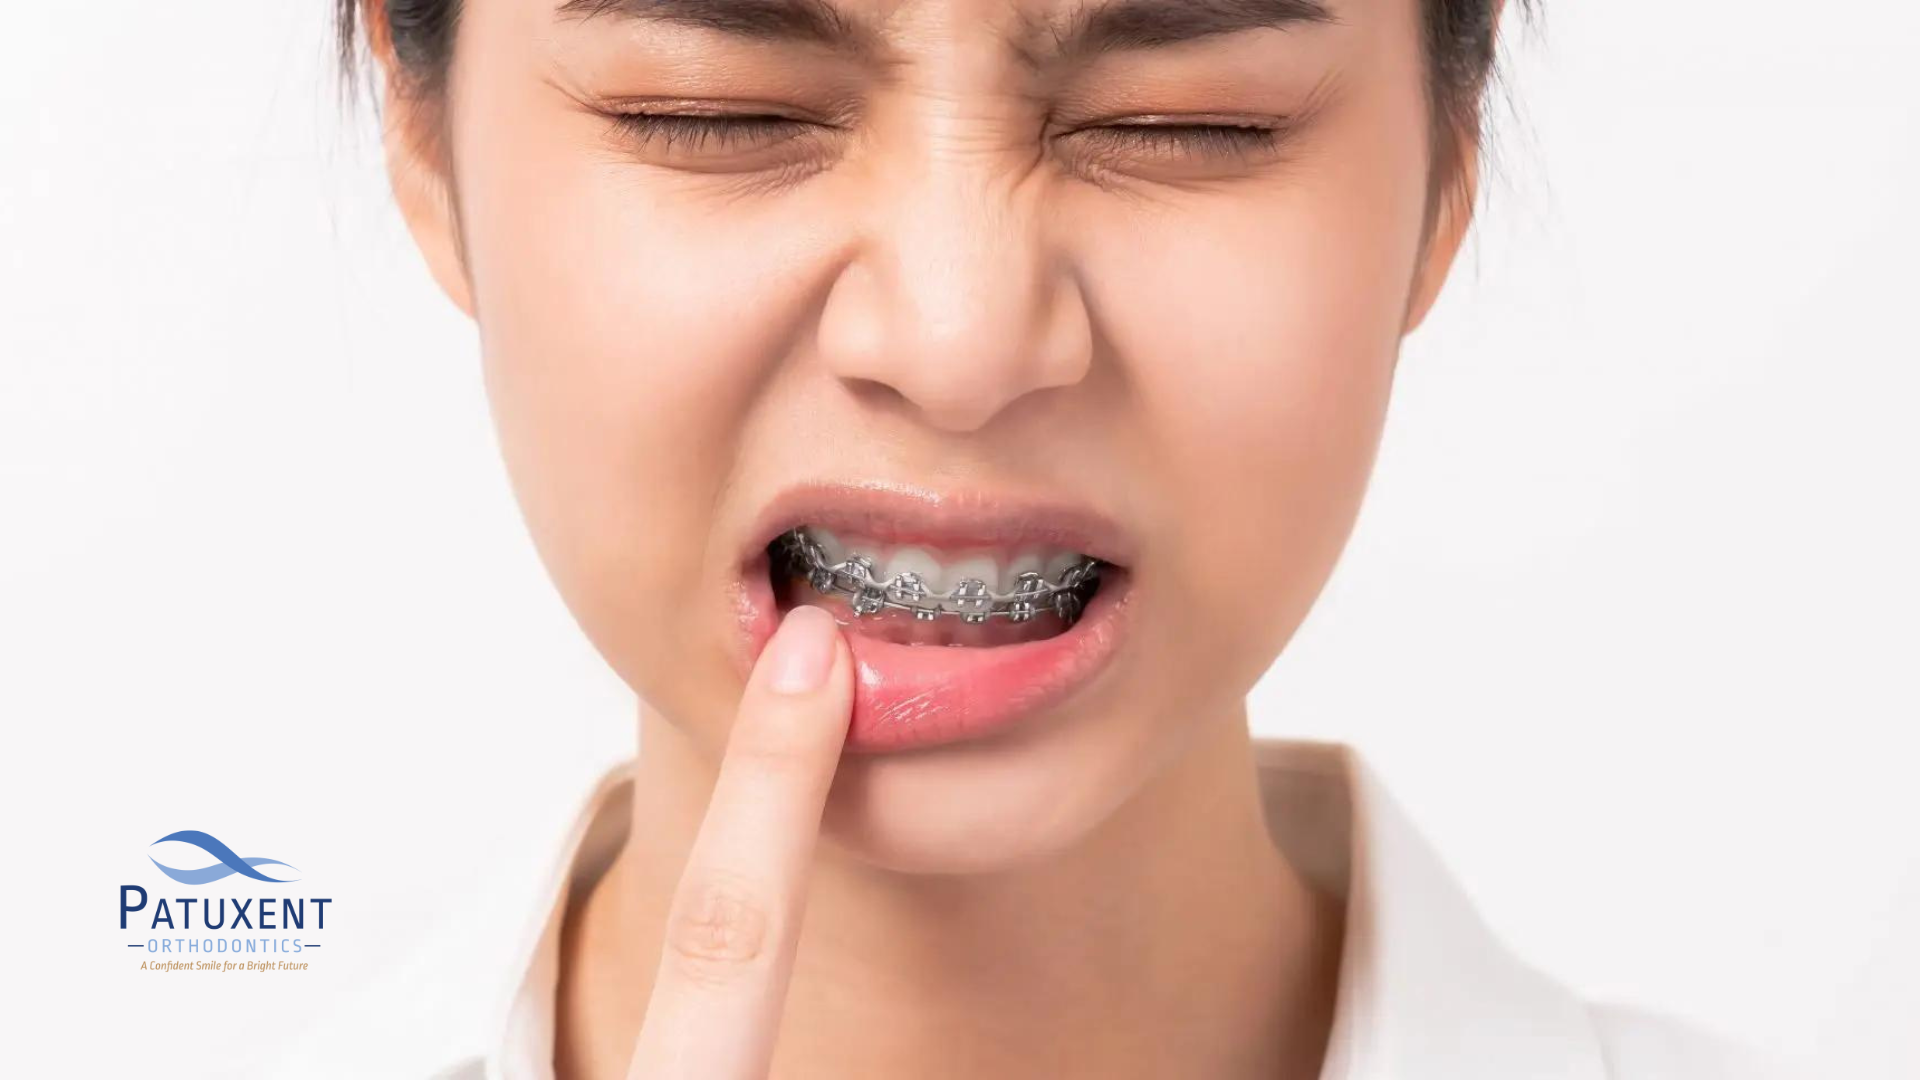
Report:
731,559,1135,754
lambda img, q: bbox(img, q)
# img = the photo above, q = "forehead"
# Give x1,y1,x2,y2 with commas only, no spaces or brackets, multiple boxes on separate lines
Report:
549,0,1343,67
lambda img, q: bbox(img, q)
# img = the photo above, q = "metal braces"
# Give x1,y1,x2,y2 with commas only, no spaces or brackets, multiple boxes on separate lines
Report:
774,528,1103,626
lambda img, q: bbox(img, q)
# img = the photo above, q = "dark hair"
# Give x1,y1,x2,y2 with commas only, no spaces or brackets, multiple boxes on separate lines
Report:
336,0,1530,217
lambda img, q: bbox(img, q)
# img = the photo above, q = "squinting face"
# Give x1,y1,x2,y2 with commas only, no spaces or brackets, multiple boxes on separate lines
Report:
390,0,1470,872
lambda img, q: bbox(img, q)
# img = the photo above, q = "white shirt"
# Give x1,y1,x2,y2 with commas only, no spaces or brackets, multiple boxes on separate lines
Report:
270,737,1793,1079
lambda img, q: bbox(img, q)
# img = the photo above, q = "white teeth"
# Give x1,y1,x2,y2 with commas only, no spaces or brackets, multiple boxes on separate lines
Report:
790,528,1089,594
1005,551,1044,588
810,527,848,567
944,554,1001,595
880,546,945,594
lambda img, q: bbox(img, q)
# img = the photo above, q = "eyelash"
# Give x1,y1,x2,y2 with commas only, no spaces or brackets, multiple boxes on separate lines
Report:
607,112,808,152
605,112,1283,160
1077,122,1281,159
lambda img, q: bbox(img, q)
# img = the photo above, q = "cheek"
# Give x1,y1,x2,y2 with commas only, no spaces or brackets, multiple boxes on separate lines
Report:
1125,203,1404,556
1080,102,1428,686
442,54,844,695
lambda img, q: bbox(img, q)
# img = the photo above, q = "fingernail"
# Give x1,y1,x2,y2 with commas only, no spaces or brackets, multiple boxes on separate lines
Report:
765,605,837,695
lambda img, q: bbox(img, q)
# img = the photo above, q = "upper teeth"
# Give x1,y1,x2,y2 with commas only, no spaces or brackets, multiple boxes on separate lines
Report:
800,527,1091,596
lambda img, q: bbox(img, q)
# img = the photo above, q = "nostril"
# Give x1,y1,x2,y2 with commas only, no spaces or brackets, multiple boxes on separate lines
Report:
837,370,1029,436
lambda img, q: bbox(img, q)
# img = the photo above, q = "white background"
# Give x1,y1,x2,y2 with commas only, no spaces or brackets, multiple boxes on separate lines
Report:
3,2,1915,1077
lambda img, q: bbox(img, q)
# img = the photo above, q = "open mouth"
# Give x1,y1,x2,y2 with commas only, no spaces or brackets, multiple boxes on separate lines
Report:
766,526,1112,648
731,483,1138,752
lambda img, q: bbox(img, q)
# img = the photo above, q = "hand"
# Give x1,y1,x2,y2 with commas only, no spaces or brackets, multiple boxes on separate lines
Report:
624,604,854,1080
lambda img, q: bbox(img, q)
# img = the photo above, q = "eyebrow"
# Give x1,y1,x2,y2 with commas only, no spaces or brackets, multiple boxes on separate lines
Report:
556,0,878,57
1026,0,1337,64
554,0,1337,65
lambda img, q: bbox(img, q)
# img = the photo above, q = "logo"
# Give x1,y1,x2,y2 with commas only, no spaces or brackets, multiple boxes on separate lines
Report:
120,830,332,966
148,830,300,885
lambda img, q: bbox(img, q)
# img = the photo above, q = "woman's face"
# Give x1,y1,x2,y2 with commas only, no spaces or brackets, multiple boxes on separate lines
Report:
388,0,1472,871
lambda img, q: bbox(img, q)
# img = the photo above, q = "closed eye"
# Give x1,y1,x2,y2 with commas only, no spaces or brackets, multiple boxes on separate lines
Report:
605,111,815,152
1069,121,1284,160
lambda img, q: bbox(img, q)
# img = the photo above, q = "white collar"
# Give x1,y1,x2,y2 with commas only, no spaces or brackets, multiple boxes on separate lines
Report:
471,737,1609,1080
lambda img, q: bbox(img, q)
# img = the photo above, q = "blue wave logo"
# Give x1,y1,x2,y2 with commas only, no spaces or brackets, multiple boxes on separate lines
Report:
149,831,300,885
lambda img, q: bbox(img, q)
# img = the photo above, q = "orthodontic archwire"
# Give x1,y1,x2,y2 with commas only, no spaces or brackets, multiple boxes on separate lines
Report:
775,528,1104,626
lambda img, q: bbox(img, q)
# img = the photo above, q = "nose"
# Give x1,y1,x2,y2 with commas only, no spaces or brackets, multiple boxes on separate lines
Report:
816,156,1094,434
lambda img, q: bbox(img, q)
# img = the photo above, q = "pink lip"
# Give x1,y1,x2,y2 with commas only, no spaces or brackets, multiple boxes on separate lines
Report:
727,480,1138,754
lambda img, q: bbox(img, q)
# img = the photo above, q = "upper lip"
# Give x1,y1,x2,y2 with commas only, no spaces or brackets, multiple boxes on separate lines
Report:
741,479,1136,570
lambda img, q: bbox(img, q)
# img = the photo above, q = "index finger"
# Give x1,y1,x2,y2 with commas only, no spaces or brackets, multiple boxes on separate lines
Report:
625,604,853,1080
